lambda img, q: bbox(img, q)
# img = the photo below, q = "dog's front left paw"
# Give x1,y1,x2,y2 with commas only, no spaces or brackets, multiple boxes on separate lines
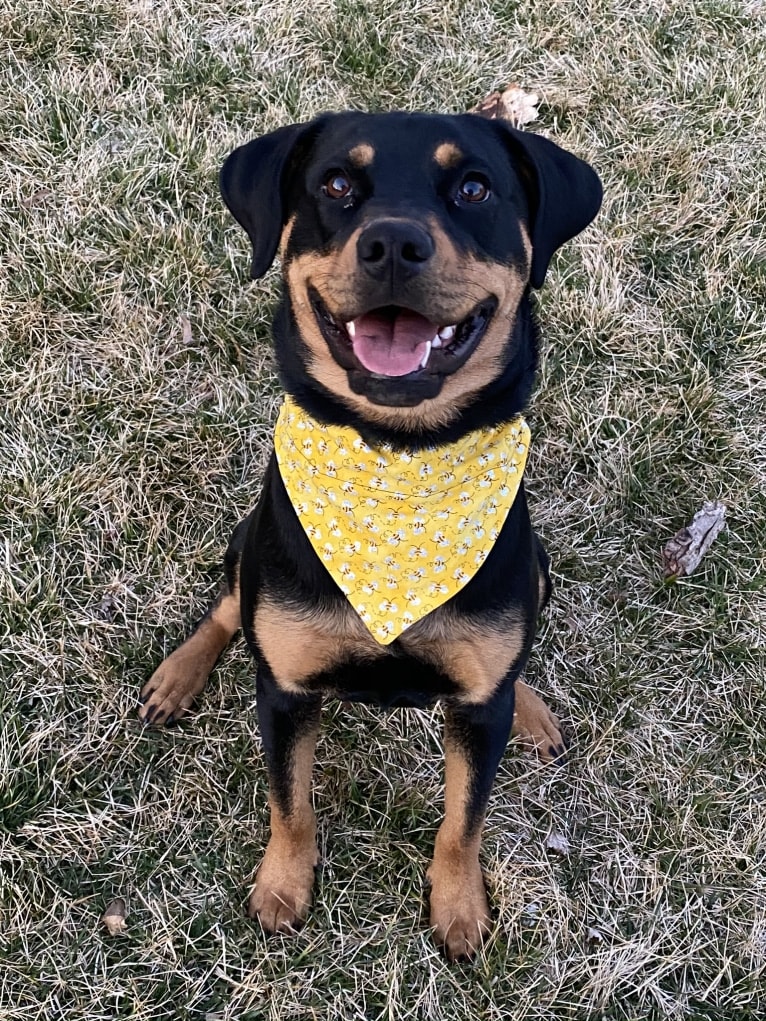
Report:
247,838,319,934
427,856,491,961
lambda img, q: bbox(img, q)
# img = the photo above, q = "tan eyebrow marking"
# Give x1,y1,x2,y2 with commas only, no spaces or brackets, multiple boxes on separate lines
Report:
433,142,463,168
348,143,375,167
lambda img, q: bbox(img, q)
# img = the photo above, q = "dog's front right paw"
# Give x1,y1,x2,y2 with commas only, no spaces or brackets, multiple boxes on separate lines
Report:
247,838,319,934
138,646,210,726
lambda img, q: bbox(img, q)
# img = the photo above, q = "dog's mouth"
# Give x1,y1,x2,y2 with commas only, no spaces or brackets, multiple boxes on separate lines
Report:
309,288,498,383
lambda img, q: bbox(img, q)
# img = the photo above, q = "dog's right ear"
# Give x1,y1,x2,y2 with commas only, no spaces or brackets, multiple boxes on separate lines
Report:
220,120,322,279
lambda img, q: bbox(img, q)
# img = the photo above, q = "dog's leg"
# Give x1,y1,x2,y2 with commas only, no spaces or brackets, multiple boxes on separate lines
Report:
139,512,253,725
512,678,567,764
248,665,321,933
508,536,566,763
427,686,515,960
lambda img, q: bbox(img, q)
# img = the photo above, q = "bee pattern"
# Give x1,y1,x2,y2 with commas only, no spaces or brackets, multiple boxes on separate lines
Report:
273,396,530,644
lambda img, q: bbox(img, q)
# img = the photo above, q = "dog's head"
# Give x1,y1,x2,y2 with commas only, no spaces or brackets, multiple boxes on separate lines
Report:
221,112,601,436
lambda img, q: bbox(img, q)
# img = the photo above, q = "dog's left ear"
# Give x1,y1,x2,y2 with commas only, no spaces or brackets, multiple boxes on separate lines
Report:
220,119,325,279
493,123,603,289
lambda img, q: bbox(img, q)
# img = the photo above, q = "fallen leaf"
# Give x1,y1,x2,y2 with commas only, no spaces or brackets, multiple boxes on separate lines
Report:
471,83,539,127
21,189,54,209
102,898,128,935
471,90,505,119
97,592,118,621
662,501,726,579
522,902,540,923
499,85,540,127
544,829,570,855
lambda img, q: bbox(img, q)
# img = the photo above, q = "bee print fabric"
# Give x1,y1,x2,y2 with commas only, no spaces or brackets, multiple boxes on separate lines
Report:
274,397,530,645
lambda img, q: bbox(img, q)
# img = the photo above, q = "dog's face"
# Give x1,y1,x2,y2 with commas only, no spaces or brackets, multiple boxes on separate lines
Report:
221,112,601,433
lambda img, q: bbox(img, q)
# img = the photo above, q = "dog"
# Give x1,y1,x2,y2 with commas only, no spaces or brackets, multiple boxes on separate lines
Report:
139,110,602,961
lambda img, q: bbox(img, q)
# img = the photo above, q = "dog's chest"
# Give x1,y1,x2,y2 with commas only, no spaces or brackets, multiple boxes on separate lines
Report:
273,397,529,646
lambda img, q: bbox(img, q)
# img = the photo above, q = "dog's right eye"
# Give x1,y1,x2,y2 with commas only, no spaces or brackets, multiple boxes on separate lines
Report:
323,172,353,199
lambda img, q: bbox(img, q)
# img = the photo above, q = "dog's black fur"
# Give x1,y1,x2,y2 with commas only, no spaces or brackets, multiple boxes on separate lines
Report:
141,111,601,960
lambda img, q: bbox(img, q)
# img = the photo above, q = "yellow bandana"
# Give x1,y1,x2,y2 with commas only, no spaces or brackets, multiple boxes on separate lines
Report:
274,397,530,645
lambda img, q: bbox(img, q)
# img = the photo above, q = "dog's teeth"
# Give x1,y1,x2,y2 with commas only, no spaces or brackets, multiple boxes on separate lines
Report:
432,334,442,349
346,321,356,338
420,340,431,369
438,324,456,341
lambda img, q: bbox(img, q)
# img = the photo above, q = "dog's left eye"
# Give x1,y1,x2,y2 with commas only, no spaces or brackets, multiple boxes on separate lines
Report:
323,172,353,199
458,176,491,203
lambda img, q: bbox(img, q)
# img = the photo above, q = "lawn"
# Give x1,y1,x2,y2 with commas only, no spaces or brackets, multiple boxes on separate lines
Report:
1,1,765,1018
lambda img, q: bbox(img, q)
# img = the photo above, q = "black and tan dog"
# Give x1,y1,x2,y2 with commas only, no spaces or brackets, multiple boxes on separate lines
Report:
139,111,601,960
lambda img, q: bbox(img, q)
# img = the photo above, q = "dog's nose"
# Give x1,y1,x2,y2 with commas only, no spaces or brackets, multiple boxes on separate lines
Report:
357,220,435,281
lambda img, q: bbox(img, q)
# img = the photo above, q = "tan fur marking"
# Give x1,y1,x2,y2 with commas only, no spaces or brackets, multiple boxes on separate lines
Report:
284,218,531,433
248,724,320,932
401,608,525,704
210,587,242,635
537,561,548,606
254,596,385,693
279,214,297,260
139,584,241,723
436,735,473,846
349,142,375,167
427,734,490,960
433,142,463,168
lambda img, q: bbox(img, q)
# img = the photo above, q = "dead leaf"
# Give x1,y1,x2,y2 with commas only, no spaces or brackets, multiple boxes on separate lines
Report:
662,501,726,579
522,902,540,923
21,189,54,210
544,829,570,855
97,592,118,621
102,898,127,935
585,926,604,944
471,90,505,119
471,83,539,127
180,314,193,345
499,85,540,127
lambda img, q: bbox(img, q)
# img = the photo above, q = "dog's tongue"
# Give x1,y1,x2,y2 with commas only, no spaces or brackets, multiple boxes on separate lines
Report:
348,309,437,376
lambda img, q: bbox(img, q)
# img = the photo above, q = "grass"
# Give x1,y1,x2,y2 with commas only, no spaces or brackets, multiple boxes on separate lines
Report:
1,0,765,1017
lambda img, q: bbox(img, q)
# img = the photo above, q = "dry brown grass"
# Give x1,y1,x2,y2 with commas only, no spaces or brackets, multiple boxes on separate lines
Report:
1,0,765,1017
